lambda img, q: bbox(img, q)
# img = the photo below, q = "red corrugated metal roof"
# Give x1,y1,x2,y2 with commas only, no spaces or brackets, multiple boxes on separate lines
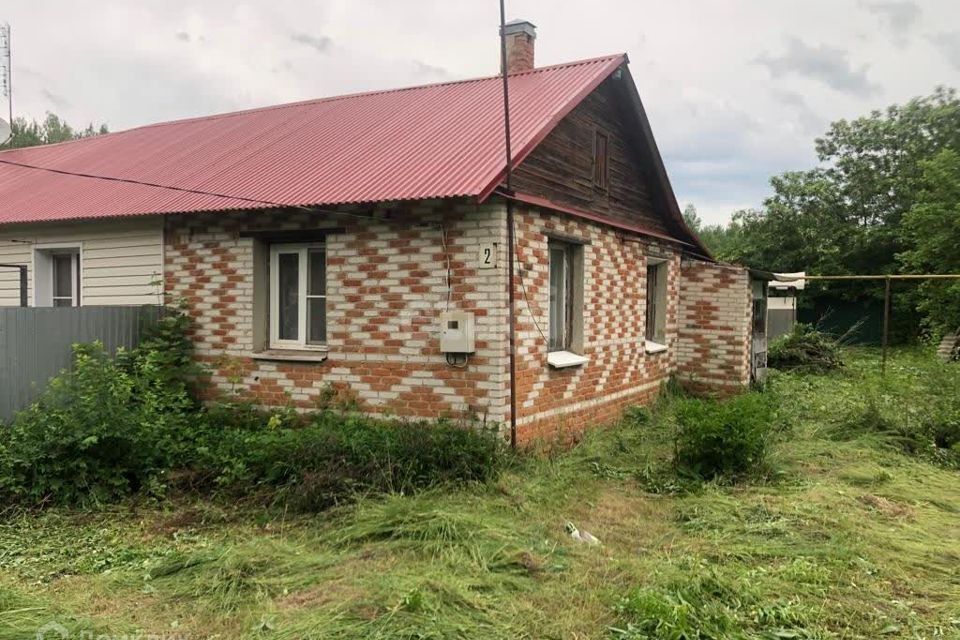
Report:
0,54,626,225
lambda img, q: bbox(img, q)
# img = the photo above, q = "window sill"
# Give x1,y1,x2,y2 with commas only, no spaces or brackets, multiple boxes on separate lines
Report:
252,348,329,363
547,351,589,369
645,340,668,354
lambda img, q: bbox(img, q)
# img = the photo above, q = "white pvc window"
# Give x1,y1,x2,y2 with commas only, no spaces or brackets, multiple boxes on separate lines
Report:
269,243,326,349
34,247,81,307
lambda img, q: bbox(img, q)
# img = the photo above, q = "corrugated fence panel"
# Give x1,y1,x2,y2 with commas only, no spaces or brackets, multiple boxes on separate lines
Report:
768,309,796,342
0,306,160,422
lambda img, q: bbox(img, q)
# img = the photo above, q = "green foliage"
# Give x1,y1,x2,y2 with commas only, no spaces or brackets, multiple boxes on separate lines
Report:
682,203,742,261
0,350,958,639
898,148,960,333
0,305,503,509
187,413,505,512
827,363,960,469
0,309,196,505
673,393,773,481
2,112,109,149
709,88,960,338
612,568,814,639
768,324,844,372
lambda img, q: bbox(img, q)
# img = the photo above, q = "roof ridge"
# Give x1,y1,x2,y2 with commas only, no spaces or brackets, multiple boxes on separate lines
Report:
0,53,625,155
125,53,626,132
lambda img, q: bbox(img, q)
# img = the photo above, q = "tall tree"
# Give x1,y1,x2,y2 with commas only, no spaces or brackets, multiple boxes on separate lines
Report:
683,203,742,261
718,87,960,337
2,112,108,149
729,87,960,277
898,149,960,333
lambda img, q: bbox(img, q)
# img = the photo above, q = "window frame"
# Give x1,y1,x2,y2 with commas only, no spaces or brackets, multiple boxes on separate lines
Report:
269,242,327,350
33,244,81,308
547,239,585,357
51,252,80,307
645,257,668,348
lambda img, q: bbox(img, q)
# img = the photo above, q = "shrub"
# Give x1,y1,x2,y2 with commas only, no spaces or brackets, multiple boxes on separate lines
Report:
0,341,192,505
673,393,773,480
768,323,843,372
187,413,505,511
0,308,197,505
0,305,505,508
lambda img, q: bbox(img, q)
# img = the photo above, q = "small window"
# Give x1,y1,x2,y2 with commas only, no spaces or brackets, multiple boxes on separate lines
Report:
52,253,80,307
548,240,583,353
645,260,667,345
593,131,609,192
270,243,326,349
34,248,80,307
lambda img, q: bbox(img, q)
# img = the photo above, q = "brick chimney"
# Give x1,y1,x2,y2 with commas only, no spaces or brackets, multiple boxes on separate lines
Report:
501,19,536,74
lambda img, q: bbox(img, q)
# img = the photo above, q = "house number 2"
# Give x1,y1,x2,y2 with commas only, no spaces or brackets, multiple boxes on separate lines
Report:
478,243,497,269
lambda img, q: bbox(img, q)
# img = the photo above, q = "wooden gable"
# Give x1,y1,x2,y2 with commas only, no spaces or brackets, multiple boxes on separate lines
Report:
512,76,679,237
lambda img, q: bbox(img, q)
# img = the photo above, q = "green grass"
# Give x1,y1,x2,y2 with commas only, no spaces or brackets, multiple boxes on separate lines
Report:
1,348,958,639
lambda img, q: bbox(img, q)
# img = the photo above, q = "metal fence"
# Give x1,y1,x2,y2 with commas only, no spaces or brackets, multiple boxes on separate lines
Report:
0,306,160,422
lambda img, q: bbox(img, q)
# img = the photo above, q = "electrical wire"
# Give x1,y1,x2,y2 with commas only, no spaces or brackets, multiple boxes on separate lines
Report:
445,352,469,368
439,224,452,311
0,158,426,245
0,157,425,229
0,154,484,368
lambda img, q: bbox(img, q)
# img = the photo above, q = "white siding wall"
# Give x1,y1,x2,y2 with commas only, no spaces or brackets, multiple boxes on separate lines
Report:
0,216,164,306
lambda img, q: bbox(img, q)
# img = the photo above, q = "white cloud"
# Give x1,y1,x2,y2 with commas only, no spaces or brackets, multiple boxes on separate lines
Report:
1,0,958,225
756,37,880,97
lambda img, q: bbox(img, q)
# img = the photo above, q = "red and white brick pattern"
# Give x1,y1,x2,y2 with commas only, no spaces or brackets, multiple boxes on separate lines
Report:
164,199,755,444
676,259,752,395
510,206,682,443
164,201,510,424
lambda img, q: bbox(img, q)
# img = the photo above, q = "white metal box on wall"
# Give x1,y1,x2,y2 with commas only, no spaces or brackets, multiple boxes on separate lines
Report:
440,310,475,353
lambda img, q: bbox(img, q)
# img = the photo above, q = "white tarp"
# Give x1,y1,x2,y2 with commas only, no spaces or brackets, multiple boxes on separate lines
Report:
769,272,806,290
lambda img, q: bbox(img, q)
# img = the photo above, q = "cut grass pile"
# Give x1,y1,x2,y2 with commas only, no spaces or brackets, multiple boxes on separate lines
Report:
0,348,958,639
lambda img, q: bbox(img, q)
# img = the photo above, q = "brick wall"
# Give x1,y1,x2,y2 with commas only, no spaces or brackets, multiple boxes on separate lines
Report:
510,205,681,443
676,259,752,395
164,200,510,424
164,199,738,444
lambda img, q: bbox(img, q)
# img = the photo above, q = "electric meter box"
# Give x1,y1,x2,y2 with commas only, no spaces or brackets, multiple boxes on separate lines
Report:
440,311,475,353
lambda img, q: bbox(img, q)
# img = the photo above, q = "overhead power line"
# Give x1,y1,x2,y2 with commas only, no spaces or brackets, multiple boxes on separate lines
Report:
0,156,421,227
0,157,298,209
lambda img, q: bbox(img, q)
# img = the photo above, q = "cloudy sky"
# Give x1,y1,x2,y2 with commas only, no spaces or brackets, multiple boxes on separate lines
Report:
2,0,958,224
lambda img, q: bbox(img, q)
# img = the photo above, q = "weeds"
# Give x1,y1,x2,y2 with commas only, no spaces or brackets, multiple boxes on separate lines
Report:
673,393,774,481
0,349,958,639
0,310,506,509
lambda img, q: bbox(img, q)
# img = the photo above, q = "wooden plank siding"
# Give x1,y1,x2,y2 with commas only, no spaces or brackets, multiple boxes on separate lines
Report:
512,78,672,235
0,216,164,306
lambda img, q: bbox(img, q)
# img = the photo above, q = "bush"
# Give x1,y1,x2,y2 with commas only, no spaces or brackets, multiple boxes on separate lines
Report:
0,306,505,508
673,393,773,480
768,323,844,372
0,308,197,505
186,413,505,511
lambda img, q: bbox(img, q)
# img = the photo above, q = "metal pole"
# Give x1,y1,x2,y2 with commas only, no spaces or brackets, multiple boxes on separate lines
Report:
6,23,11,132
803,274,960,281
499,0,518,449
881,275,891,376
